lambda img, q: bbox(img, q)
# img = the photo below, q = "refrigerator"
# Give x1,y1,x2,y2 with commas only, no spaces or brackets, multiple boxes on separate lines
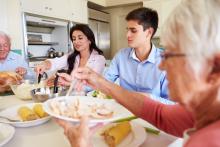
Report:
88,9,111,59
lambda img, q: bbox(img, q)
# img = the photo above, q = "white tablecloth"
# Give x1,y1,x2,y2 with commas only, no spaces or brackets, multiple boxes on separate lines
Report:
0,95,178,147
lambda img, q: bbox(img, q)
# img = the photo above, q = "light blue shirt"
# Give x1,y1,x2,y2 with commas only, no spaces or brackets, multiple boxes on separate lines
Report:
104,45,174,104
0,52,34,79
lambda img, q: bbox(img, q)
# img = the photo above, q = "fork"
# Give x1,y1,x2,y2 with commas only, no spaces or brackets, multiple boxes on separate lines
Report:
0,115,20,122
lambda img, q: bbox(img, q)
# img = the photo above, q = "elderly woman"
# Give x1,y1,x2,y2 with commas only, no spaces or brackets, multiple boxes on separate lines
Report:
56,0,220,146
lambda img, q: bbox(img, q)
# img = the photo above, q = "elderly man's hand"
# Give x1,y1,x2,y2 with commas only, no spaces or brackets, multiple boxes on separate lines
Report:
15,67,27,77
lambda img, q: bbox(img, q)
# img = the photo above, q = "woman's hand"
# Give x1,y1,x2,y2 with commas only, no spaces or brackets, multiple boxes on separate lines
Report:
15,67,27,77
34,60,51,75
57,73,73,86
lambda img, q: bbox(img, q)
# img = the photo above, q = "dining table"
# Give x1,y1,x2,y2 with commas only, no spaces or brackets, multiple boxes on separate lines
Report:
0,95,178,147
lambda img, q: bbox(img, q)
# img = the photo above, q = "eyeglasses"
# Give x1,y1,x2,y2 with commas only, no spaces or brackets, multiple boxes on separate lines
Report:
160,52,186,60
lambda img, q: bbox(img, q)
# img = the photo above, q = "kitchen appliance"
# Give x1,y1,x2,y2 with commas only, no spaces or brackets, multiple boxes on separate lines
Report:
88,9,111,59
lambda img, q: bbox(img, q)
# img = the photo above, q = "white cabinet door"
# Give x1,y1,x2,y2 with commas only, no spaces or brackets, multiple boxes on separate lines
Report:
69,0,88,24
20,0,69,20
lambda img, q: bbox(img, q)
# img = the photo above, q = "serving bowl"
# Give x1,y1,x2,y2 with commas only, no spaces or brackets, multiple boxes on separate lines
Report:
10,80,44,100
31,87,65,102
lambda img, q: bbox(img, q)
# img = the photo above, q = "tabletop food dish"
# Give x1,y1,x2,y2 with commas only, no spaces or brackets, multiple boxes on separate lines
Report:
0,103,50,127
0,123,15,147
92,120,147,147
43,96,132,125
87,90,112,99
10,80,45,100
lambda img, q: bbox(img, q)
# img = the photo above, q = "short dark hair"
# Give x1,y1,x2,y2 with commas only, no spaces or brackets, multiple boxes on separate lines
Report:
67,24,103,74
126,7,158,37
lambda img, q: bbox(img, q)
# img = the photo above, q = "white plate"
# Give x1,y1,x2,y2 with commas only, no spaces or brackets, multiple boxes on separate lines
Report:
0,123,15,146
43,96,132,125
92,121,147,147
0,103,51,127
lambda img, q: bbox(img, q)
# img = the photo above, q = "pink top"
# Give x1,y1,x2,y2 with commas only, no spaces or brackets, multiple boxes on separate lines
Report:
48,50,106,74
140,98,220,146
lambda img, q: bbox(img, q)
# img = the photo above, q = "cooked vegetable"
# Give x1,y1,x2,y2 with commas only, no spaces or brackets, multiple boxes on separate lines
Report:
113,116,137,123
33,104,48,118
102,121,131,147
145,127,160,135
18,106,38,121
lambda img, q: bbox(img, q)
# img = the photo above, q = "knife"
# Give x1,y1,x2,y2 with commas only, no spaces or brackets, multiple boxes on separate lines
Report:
38,74,42,84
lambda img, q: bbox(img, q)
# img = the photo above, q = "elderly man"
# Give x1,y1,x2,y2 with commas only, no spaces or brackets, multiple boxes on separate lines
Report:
0,31,28,76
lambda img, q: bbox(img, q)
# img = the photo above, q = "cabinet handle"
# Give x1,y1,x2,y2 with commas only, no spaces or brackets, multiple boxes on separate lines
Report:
41,19,56,23
49,7,52,11
45,6,49,9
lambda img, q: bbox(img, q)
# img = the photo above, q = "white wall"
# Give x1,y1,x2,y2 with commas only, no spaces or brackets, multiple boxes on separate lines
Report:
0,0,24,52
104,4,142,58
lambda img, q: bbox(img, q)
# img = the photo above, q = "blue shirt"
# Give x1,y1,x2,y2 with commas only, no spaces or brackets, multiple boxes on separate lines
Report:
0,52,34,79
104,45,174,104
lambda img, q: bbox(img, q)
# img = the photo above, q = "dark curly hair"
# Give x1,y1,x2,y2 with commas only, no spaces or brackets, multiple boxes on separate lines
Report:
67,24,103,74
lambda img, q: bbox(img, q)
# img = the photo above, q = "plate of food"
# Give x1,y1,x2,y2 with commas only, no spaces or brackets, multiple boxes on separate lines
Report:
87,90,112,99
43,96,132,125
92,120,147,147
0,103,51,127
0,123,15,147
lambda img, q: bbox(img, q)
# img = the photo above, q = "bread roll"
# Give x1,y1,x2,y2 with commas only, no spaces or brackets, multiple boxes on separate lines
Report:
0,71,22,93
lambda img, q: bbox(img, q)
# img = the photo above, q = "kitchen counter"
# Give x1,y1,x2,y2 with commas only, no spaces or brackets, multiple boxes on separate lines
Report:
0,95,178,147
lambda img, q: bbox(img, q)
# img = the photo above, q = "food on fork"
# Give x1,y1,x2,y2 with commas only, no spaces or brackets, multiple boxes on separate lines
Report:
102,121,132,147
18,106,38,121
49,99,114,119
92,90,112,99
33,104,48,118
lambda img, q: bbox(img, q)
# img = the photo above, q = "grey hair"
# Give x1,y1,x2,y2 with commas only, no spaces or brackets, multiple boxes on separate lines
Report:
161,0,220,76
0,31,11,46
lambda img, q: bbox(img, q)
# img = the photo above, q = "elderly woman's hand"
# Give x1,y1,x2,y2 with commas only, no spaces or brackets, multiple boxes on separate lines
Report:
56,116,90,147
55,116,103,147
15,67,27,77
71,67,104,90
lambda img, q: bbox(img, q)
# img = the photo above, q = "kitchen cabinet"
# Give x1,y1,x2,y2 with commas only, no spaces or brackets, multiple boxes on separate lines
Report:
69,0,88,24
143,0,180,37
20,0,88,24
20,0,70,21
